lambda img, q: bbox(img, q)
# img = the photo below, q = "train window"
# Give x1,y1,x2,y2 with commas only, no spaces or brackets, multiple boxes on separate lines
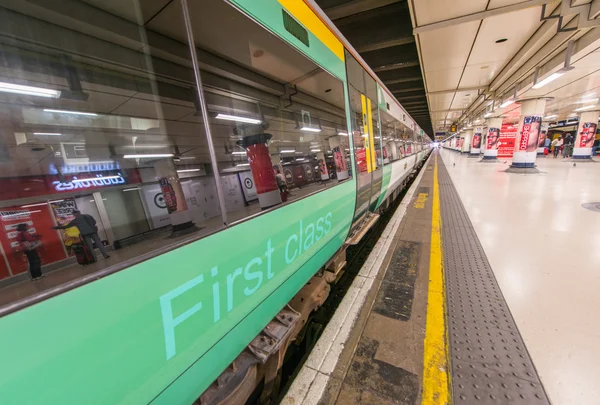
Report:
0,1,227,306
184,0,351,223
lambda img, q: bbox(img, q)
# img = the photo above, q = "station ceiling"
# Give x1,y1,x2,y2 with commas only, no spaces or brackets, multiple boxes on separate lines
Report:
409,0,600,132
315,0,433,136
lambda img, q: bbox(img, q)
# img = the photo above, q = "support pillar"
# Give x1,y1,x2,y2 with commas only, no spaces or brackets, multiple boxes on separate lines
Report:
154,159,195,232
572,110,599,159
462,129,473,153
511,99,546,168
238,133,282,209
483,118,503,160
470,126,483,157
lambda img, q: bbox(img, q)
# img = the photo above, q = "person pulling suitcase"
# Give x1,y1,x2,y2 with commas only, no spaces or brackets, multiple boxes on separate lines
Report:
53,210,110,262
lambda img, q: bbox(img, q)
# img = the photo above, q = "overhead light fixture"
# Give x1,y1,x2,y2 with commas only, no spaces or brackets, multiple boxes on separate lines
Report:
484,112,493,118
44,109,98,116
33,132,62,136
296,158,305,161
21,199,64,208
177,156,196,160
574,105,597,112
122,188,140,192
236,163,250,167
532,72,564,89
338,131,348,136
280,149,296,153
215,113,262,125
177,168,201,173
72,175,120,183
123,153,174,159
500,99,514,108
300,127,321,133
231,151,247,155
578,97,599,104
311,149,321,152
0,82,61,98
544,115,557,119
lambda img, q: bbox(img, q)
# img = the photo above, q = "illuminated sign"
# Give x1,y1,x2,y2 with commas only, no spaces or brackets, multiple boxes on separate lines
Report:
52,174,126,192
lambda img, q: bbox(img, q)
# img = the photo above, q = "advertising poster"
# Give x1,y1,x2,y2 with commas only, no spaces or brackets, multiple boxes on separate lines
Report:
0,207,67,278
498,124,517,158
487,127,501,150
472,131,482,149
142,184,172,229
515,115,542,153
577,122,596,148
50,198,78,255
355,148,368,173
220,174,245,212
237,171,258,203
538,123,549,148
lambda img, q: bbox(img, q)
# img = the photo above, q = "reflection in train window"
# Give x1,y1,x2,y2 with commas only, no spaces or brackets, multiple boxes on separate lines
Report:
185,0,351,223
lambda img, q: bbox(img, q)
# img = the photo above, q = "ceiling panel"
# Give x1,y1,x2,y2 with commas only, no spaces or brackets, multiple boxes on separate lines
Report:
450,90,479,110
467,7,542,66
81,0,171,24
413,0,487,26
112,97,195,120
425,68,464,92
459,61,506,87
428,93,454,111
419,22,481,72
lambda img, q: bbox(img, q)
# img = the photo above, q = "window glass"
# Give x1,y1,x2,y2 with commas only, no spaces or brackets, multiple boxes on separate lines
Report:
182,0,351,223
0,1,224,304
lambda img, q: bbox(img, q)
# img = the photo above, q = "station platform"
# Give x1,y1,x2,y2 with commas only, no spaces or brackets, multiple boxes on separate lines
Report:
283,149,600,405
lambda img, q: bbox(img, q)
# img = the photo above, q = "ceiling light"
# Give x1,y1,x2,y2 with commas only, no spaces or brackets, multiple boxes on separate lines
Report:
236,163,250,167
280,149,296,153
33,132,62,136
177,156,196,160
177,168,201,173
231,151,247,155
311,149,321,152
300,127,321,133
122,188,140,192
72,175,120,183
296,158,305,161
338,131,348,136
123,153,174,159
0,82,61,98
44,109,98,116
484,113,493,118
544,115,557,119
574,105,597,112
500,99,515,108
532,72,564,89
21,200,64,208
215,113,262,124
578,98,599,104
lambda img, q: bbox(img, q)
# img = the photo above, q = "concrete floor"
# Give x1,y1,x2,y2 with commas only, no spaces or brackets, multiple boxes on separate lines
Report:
440,148,600,405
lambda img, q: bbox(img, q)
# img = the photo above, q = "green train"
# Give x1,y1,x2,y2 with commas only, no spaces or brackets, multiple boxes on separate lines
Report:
0,0,430,404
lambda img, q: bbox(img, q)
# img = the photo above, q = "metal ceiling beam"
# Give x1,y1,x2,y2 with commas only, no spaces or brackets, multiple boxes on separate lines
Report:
356,36,415,53
413,0,550,34
373,61,419,72
394,94,426,100
393,87,425,93
325,0,400,20
426,85,487,95
430,108,466,113
384,76,422,85
401,101,428,106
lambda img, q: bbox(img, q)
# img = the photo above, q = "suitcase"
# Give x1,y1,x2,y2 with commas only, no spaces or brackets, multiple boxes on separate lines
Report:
544,147,549,155
73,239,95,265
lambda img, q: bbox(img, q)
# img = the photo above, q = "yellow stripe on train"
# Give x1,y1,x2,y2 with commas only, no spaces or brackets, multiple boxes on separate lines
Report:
278,0,345,61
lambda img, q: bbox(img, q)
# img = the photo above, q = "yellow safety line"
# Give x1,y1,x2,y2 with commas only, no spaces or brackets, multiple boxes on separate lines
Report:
422,154,451,405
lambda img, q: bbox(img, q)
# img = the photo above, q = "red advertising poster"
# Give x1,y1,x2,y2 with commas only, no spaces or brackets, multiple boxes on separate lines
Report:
498,124,517,158
355,148,368,172
0,206,67,278
50,198,78,255
472,133,482,149
578,122,597,148
515,115,542,152
487,127,501,150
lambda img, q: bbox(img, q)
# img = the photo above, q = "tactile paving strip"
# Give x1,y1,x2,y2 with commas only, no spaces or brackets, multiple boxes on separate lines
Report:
437,158,551,405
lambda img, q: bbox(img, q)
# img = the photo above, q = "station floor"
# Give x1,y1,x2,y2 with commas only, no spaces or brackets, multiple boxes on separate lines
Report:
285,149,599,405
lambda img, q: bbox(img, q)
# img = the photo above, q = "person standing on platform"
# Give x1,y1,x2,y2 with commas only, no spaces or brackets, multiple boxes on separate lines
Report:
544,136,551,151
17,223,43,280
53,210,110,261
563,133,573,158
552,136,563,158
592,139,600,157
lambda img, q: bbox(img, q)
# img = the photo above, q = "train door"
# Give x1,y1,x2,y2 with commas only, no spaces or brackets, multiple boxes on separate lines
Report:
346,52,382,227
